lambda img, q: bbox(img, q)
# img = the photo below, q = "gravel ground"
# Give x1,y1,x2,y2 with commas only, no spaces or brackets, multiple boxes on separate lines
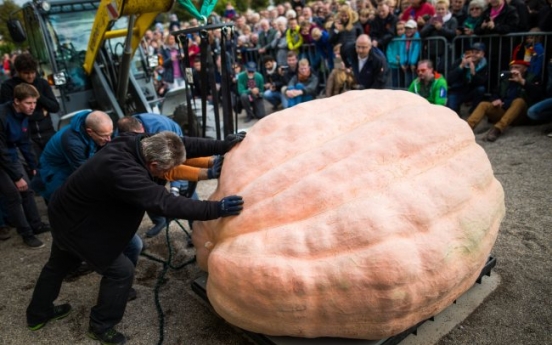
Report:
0,110,550,345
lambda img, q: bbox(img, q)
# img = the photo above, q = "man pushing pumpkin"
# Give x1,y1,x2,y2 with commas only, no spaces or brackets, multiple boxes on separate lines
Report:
26,130,245,345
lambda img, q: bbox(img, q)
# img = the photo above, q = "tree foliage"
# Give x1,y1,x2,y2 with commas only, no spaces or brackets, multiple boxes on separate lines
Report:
170,0,269,23
0,0,22,48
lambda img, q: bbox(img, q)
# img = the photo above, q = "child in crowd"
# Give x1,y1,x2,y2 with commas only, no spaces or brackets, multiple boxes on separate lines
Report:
325,57,355,97
399,19,421,88
387,20,406,88
359,8,377,35
511,28,545,77
311,27,335,71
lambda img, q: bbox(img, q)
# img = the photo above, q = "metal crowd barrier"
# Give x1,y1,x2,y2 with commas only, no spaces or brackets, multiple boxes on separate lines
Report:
451,32,552,91
231,31,552,95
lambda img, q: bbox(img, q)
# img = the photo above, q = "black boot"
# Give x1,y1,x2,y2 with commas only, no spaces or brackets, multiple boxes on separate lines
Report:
145,217,167,238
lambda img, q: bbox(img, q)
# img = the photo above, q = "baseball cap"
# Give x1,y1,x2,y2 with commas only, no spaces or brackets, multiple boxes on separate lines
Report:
469,42,486,52
405,20,417,29
246,61,257,72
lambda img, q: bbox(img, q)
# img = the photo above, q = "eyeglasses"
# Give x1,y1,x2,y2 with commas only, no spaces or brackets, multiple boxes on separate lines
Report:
470,7,482,11
91,128,113,140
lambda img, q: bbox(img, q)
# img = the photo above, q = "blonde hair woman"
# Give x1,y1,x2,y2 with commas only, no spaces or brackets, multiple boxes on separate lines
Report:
328,4,364,47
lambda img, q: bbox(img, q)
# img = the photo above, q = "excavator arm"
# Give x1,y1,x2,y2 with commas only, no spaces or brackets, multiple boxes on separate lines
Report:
83,0,174,75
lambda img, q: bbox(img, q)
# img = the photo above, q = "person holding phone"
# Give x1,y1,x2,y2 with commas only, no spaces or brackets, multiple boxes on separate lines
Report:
466,58,542,142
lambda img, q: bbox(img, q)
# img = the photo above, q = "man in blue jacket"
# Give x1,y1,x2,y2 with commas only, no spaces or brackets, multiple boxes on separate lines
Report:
33,110,113,201
0,52,60,159
0,84,51,248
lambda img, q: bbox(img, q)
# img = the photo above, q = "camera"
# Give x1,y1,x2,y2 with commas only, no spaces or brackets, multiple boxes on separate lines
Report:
500,71,512,79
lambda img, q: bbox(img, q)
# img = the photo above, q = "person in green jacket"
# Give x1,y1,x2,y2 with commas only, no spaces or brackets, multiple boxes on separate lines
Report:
408,59,448,106
237,61,266,123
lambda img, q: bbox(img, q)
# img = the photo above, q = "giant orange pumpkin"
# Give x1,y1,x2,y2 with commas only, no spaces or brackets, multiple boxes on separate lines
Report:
192,90,505,340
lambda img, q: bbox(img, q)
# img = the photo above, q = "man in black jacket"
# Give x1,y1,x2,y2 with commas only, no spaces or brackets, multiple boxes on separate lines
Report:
26,131,246,344
342,35,388,90
0,53,60,160
369,2,398,53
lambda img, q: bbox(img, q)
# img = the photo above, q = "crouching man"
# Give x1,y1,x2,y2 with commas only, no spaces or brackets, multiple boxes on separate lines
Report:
26,131,245,344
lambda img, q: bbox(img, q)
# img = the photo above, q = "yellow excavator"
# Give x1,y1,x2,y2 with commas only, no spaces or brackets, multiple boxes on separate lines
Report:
7,0,174,122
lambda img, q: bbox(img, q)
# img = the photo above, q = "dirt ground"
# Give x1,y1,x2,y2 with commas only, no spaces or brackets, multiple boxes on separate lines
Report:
0,112,550,345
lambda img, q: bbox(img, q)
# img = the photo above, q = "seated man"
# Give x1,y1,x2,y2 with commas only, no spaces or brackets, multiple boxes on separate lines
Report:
466,59,542,142
527,59,552,136
408,59,448,106
237,61,266,123
283,58,319,108
447,42,488,116
261,55,285,111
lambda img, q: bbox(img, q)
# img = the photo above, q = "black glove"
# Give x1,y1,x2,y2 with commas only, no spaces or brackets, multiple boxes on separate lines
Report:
207,156,224,179
224,131,247,151
218,195,244,217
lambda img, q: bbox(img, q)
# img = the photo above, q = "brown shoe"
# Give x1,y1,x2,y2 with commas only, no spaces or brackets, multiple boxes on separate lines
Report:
485,127,501,142
0,227,10,240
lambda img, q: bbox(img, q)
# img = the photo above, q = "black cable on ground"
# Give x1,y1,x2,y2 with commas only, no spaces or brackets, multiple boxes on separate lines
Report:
140,219,196,345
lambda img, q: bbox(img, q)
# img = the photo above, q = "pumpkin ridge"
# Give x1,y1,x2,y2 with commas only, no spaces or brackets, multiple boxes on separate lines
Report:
216,93,431,196
212,131,478,244
209,177,501,267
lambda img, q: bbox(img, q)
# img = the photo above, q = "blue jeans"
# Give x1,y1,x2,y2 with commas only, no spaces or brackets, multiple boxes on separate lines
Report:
390,67,402,89
285,84,314,108
404,69,416,89
527,98,552,123
447,86,486,115
263,89,282,107
123,234,143,267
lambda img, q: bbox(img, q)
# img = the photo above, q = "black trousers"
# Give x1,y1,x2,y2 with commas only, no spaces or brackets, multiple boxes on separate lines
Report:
26,240,135,332
240,93,266,119
0,164,42,236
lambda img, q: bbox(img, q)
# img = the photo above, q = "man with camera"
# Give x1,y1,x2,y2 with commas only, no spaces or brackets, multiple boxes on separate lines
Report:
447,42,488,116
466,57,542,142
261,56,285,111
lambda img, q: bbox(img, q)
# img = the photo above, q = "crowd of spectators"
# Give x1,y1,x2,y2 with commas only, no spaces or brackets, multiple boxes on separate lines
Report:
137,0,551,137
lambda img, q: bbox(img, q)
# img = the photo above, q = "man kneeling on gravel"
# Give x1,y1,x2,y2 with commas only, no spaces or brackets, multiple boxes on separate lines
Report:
26,131,245,345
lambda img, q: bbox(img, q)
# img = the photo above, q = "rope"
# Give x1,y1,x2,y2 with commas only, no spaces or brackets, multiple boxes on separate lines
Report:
176,0,218,23
140,219,196,345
